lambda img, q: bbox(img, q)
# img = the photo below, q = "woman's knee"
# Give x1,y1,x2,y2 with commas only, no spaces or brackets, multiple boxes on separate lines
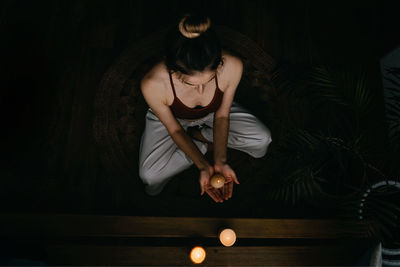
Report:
139,168,165,196
252,128,272,158
139,166,158,186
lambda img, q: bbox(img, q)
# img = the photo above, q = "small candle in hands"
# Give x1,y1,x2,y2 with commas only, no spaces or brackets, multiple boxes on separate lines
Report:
210,174,225,189
219,228,236,247
190,246,206,264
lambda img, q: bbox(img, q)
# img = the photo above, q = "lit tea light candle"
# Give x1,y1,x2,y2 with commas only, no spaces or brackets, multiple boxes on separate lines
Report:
219,228,236,247
190,246,206,264
210,174,225,189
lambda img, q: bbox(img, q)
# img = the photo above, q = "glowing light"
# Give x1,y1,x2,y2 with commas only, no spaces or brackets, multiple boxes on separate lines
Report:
219,228,236,247
190,246,206,264
210,174,225,189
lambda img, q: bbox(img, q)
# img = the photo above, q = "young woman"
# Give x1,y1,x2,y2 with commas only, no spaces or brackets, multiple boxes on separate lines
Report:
139,14,272,203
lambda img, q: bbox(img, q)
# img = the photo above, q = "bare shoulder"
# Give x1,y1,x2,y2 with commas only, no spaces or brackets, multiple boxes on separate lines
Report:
140,61,170,105
218,51,243,89
141,61,169,90
221,51,243,70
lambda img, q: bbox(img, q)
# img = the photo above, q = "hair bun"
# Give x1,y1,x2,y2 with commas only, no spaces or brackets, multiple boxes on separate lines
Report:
178,14,211,39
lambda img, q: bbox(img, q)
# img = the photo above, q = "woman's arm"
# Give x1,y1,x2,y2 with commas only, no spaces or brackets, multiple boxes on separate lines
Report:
141,77,223,202
213,56,243,199
141,78,210,171
214,55,243,165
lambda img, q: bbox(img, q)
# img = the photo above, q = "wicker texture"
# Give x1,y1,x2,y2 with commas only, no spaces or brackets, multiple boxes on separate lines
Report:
93,26,276,179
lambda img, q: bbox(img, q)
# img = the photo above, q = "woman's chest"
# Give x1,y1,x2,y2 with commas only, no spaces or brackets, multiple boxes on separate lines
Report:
169,82,219,108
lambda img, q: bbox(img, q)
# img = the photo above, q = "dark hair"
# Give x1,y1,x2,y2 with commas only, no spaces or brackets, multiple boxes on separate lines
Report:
164,14,222,75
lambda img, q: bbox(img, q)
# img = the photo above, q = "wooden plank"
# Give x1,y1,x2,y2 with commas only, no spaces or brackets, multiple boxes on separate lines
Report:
44,244,370,266
0,213,372,239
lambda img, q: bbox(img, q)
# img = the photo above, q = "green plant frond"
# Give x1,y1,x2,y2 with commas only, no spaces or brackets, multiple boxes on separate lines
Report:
284,187,290,202
265,166,320,205
387,119,400,126
300,178,309,197
384,75,400,88
369,220,392,242
310,81,336,88
310,66,346,98
288,186,294,205
384,86,400,94
314,92,349,107
270,64,309,96
295,182,302,202
312,180,324,196
274,130,376,198
285,129,322,151
354,71,373,112
337,198,361,209
385,67,400,76
366,208,399,230
389,135,400,150
275,187,282,201
272,79,295,94
386,93,400,102
323,134,369,160
269,190,277,201
372,185,400,195
386,118,400,130
386,101,400,113
309,66,337,88
309,65,379,119
314,176,329,184
367,195,400,213
332,150,348,173
364,201,399,225
305,176,315,198
370,219,394,241
387,120,400,130
264,64,396,215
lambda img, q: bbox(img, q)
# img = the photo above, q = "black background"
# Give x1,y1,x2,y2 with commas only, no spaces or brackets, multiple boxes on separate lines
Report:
1,0,399,215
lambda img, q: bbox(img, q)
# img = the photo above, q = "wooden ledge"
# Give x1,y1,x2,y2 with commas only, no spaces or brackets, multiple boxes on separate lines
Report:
0,213,373,239
44,244,375,266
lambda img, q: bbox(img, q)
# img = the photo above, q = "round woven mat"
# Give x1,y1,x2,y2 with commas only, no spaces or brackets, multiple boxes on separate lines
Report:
93,26,276,179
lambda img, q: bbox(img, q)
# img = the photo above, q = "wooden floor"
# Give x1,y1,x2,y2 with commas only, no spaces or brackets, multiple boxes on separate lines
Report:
0,213,376,265
1,0,397,216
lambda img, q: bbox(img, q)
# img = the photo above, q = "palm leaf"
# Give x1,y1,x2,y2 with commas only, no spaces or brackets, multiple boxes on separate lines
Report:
309,66,337,87
300,178,309,198
265,165,319,205
295,181,302,202
365,209,398,233
386,93,400,102
264,63,396,222
364,202,399,228
353,70,373,114
368,195,400,213
384,86,400,94
386,102,400,113
384,76,400,88
385,67,400,76
367,217,394,241
309,66,349,107
309,65,378,123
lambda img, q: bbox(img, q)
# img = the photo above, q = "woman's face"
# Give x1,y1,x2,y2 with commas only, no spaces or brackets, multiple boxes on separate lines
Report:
179,69,216,89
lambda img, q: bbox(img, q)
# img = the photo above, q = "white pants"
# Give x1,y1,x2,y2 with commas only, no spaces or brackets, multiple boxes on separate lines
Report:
138,102,272,196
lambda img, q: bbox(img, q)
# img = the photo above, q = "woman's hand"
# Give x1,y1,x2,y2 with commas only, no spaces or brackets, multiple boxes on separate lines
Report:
199,166,225,203
214,163,240,200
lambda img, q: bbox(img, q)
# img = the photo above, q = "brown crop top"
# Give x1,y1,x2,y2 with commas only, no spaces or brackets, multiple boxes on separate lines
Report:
168,72,224,120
